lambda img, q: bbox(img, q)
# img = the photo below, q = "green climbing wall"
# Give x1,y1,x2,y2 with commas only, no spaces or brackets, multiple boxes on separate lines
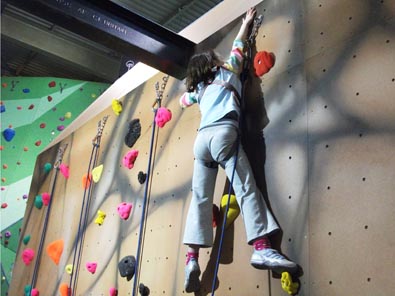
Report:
0,77,109,295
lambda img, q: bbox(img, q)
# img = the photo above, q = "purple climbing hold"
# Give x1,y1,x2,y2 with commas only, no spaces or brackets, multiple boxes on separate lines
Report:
5,231,11,238
57,125,65,131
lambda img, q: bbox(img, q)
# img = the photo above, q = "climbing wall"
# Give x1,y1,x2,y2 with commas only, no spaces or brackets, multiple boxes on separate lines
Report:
8,0,395,295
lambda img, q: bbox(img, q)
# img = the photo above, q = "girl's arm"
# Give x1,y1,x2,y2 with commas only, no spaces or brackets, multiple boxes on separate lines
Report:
236,7,257,42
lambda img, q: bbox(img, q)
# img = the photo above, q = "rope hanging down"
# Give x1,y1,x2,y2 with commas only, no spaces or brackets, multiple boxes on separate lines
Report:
29,144,68,294
69,115,108,296
132,75,169,296
210,14,263,296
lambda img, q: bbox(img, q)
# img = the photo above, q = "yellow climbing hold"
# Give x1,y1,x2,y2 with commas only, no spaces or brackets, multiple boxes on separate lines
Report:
65,264,73,275
92,164,104,183
64,112,72,119
95,210,106,226
112,99,123,115
281,272,299,295
220,194,240,229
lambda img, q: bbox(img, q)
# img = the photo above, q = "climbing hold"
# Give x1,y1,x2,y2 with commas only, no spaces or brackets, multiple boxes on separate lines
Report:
44,163,52,173
112,99,123,115
5,231,11,238
17,106,22,110
48,81,56,88
24,285,32,296
0,105,5,113
31,288,39,296
28,104,34,110
139,283,150,296
109,287,118,296
220,194,240,229
254,51,275,77
35,140,42,147
39,123,46,128
155,107,172,128
59,116,65,122
65,264,73,275
118,255,136,281
1,203,7,208
212,204,220,228
23,235,31,245
59,163,69,178
47,95,53,102
59,283,70,296
3,128,15,142
137,171,146,184
42,192,51,206
46,239,64,265
281,272,299,295
2,164,8,169
24,147,28,151
117,202,133,220
82,173,92,189
22,248,35,265
57,125,65,131
124,119,141,148
92,164,104,183
34,195,43,209
64,112,72,119
23,88,30,94
23,194,28,199
86,261,97,274
123,149,139,169
94,210,106,226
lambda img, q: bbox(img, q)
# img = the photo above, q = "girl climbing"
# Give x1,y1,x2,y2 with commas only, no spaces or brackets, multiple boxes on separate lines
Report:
179,7,297,293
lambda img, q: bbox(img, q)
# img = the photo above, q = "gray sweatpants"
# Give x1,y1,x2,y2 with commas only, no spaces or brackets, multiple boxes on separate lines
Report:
183,122,279,247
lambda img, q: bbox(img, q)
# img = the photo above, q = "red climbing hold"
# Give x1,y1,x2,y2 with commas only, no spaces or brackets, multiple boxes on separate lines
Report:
47,96,53,102
28,104,34,110
123,150,139,169
1,203,7,208
40,123,46,128
22,248,35,265
35,140,42,147
86,262,98,274
48,81,56,88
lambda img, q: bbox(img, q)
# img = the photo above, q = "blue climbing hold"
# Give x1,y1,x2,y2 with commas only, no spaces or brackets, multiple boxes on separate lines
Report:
0,105,5,113
3,128,15,142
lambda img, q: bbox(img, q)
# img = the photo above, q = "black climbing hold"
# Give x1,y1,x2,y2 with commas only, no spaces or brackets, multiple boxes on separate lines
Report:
118,255,136,281
125,119,141,148
138,171,147,184
139,283,150,296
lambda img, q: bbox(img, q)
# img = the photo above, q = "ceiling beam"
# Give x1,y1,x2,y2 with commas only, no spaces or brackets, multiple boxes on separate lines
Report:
4,0,196,79
1,13,120,82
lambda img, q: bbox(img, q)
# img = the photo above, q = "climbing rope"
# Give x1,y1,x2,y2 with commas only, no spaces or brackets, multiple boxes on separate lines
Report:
210,14,263,296
29,143,68,294
69,116,108,295
132,76,169,296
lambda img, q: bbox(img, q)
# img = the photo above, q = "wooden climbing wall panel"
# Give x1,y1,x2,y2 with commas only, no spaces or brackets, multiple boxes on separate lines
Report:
9,0,395,295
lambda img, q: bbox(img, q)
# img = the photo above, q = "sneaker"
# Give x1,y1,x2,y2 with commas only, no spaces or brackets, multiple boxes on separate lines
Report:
251,248,297,274
184,258,201,293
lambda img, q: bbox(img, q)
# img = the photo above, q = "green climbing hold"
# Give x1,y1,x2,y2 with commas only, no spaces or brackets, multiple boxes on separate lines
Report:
35,195,43,209
44,163,52,173
24,285,32,296
23,235,31,245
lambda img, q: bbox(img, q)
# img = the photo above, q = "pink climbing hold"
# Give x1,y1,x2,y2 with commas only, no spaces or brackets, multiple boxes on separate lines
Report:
1,203,7,208
86,262,97,274
42,192,51,206
22,248,35,265
109,287,118,296
155,107,172,128
117,202,133,220
59,164,70,179
122,150,138,169
31,288,39,296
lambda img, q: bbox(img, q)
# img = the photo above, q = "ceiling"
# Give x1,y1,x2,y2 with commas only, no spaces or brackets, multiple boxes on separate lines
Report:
1,0,222,83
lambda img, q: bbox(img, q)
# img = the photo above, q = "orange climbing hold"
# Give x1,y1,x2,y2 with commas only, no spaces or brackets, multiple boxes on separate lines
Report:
59,283,70,296
46,239,64,265
82,173,92,189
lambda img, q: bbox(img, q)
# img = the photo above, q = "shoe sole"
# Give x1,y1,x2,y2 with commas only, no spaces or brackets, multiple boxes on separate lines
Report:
185,269,201,293
251,261,297,274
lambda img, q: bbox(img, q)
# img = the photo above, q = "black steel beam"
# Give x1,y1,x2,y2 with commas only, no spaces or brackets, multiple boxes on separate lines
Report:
4,0,196,79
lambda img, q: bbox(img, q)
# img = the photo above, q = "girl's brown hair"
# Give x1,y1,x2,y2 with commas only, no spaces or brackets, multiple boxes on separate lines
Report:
185,49,221,92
